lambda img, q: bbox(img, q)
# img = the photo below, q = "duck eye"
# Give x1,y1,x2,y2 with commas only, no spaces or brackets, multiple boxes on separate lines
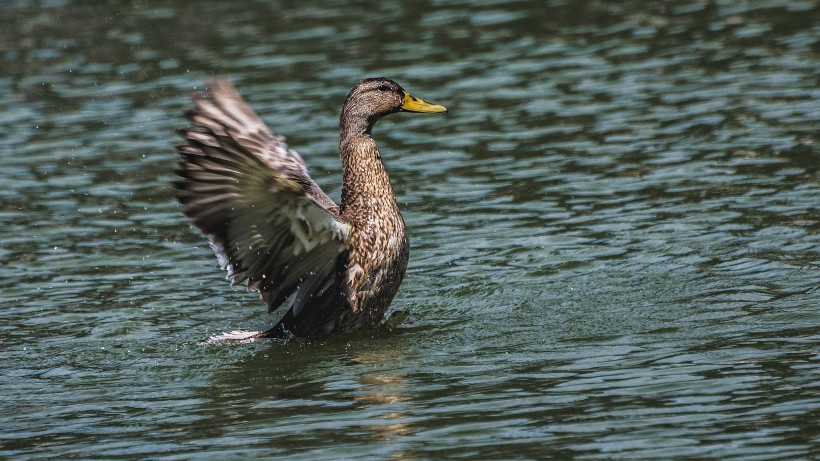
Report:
377,85,390,92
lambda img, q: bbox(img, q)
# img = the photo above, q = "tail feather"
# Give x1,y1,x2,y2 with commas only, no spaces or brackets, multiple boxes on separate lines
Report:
205,323,289,343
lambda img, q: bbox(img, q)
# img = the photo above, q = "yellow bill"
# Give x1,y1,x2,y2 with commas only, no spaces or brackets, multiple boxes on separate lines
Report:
401,90,447,113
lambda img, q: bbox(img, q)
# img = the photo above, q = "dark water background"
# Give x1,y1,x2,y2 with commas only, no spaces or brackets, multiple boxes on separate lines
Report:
1,1,819,459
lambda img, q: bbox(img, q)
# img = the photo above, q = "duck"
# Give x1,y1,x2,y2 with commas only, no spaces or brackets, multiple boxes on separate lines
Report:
174,77,447,338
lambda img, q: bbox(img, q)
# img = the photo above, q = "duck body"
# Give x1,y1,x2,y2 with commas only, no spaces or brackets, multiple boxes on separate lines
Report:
175,78,445,338
336,135,409,333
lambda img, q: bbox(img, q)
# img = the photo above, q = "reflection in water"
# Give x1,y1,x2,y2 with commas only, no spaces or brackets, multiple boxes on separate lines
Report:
350,353,415,444
193,332,421,459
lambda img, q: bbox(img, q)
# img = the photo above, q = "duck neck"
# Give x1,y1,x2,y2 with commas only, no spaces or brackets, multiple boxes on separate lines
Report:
339,105,375,139
339,134,399,219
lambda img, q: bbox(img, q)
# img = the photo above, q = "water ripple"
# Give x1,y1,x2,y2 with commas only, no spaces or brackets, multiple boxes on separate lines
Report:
1,0,818,459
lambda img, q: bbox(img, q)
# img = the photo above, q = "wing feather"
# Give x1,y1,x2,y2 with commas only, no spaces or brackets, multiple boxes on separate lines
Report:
175,78,351,316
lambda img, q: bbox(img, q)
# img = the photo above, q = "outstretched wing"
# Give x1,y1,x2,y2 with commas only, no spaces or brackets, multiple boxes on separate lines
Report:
175,78,350,316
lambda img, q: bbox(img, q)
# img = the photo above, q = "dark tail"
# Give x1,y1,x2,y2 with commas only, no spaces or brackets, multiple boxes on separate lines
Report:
249,321,290,339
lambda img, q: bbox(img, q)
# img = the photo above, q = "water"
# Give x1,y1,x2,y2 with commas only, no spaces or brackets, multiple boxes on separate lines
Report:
1,0,818,459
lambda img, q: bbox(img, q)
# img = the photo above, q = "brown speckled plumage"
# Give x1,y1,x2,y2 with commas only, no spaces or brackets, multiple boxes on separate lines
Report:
174,77,446,338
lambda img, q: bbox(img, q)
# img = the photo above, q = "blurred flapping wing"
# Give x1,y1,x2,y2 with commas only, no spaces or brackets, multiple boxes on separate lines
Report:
175,78,350,315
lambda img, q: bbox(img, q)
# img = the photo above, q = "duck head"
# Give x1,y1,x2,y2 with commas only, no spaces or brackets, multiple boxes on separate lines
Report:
340,77,447,136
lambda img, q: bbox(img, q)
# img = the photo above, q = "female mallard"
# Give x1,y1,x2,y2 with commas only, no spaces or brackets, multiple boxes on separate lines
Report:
175,78,446,338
